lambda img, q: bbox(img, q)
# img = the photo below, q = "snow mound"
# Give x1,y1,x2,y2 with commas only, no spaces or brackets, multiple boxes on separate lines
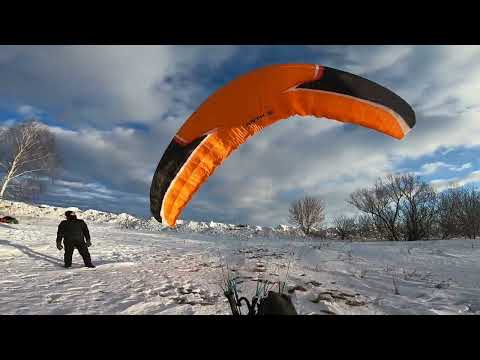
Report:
0,199,305,239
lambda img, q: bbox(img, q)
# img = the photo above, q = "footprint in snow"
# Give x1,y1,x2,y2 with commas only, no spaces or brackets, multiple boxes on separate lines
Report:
21,274,39,279
0,280,16,284
157,304,195,315
45,293,63,303
68,287,90,291
90,282,105,288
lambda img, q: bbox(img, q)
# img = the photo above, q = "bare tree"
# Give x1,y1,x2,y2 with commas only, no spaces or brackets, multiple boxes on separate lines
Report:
356,214,377,240
0,120,58,201
288,196,325,236
349,174,439,241
396,174,438,241
333,215,357,241
437,188,460,239
437,185,480,240
348,177,402,241
455,185,480,240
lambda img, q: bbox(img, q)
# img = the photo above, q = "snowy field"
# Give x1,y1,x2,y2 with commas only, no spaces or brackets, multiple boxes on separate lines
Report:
1,200,480,315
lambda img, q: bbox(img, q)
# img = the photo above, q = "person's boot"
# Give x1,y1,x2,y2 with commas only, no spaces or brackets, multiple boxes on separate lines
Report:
64,264,71,268
85,263,96,268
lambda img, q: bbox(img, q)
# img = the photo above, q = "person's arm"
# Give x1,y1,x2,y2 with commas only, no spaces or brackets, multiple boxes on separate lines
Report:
81,221,91,246
56,222,65,250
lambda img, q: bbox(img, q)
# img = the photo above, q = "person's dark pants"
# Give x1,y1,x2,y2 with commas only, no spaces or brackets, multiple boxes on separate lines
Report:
64,239,93,267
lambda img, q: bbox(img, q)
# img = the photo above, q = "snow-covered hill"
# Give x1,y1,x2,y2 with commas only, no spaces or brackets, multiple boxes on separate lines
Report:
1,199,480,315
0,199,304,239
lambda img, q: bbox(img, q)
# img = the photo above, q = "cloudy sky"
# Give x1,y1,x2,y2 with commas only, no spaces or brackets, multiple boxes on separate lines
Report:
1,45,479,226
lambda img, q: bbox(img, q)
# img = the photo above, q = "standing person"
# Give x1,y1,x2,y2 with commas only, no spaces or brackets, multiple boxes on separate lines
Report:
56,211,95,268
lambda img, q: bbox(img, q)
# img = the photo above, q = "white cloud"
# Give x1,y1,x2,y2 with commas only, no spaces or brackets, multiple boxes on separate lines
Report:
43,177,149,215
416,161,473,176
48,125,168,192
307,45,414,75
0,45,238,127
456,163,473,171
330,45,414,75
0,119,17,128
430,170,480,192
17,104,44,118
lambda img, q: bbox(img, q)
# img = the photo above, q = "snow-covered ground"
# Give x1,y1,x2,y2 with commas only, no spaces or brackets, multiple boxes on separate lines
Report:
1,200,480,315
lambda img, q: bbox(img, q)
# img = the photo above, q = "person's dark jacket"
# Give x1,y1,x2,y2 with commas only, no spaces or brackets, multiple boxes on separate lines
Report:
56,218,91,246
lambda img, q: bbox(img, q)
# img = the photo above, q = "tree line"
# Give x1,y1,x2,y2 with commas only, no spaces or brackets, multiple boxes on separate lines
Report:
289,173,480,241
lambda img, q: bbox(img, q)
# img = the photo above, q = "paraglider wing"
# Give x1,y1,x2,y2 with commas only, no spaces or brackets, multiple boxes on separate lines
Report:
150,64,416,226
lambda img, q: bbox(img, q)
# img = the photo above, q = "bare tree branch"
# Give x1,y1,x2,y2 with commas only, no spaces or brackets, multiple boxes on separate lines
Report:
396,174,438,241
289,196,325,236
333,215,357,241
9,168,50,181
0,119,59,201
348,173,440,241
439,185,480,240
349,179,402,241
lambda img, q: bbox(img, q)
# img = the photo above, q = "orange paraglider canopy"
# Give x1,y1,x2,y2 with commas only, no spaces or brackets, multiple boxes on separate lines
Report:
150,64,415,226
